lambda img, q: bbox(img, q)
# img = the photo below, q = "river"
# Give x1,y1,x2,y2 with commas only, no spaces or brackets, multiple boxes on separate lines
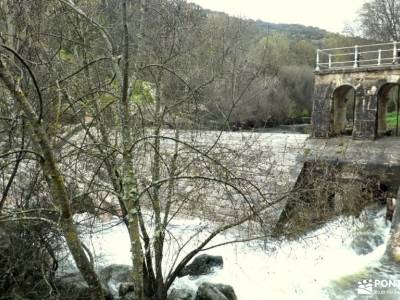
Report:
61,132,400,299
65,205,395,300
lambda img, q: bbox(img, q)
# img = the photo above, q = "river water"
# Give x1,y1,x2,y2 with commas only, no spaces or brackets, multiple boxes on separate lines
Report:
70,205,397,300
63,132,400,299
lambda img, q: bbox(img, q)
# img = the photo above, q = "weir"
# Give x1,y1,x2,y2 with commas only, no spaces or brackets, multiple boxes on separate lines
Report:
277,42,400,234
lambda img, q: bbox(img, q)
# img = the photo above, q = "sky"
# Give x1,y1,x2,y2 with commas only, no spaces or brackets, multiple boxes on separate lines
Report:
189,0,366,33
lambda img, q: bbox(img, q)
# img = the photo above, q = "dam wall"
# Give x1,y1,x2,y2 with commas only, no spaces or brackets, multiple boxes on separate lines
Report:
276,136,400,233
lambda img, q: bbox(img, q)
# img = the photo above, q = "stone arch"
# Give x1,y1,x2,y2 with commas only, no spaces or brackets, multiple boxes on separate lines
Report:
376,83,400,136
330,84,356,135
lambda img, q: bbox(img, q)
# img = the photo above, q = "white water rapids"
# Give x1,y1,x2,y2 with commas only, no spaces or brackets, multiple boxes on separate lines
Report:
67,206,393,300
60,132,400,299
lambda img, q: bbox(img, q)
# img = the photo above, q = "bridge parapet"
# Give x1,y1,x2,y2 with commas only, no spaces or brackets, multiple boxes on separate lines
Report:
312,42,400,140
316,42,399,71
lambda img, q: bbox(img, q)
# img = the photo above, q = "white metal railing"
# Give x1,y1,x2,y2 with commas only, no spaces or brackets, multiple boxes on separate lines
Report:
315,42,400,71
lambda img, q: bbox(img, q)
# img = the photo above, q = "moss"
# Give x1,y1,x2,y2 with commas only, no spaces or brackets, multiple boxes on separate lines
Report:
386,111,399,129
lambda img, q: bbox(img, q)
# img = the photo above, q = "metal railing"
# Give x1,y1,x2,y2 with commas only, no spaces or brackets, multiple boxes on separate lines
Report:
315,42,400,71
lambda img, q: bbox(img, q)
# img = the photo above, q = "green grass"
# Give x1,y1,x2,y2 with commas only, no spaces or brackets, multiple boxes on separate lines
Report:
386,111,399,129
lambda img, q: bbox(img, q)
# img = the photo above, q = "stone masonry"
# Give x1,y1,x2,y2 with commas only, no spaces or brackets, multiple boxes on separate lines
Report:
312,65,400,139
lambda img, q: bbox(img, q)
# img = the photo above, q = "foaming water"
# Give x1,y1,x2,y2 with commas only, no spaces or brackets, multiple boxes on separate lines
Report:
170,208,391,300
58,133,399,299
65,206,396,300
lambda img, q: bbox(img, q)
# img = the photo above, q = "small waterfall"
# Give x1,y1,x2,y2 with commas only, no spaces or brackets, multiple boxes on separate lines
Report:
58,133,400,299
171,206,394,300
59,205,398,300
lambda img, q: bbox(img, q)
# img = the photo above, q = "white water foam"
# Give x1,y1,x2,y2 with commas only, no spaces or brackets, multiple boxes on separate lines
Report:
69,207,390,300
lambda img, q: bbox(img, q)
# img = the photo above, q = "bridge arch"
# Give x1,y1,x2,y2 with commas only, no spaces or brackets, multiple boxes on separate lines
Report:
331,84,356,136
312,41,400,139
377,83,400,136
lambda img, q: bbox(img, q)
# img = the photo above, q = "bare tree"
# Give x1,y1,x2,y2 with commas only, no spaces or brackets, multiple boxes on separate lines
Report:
0,1,295,300
359,0,400,41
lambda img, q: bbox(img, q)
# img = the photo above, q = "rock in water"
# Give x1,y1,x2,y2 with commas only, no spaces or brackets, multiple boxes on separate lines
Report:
168,288,194,300
119,282,135,297
99,264,132,297
195,282,237,300
178,254,223,277
212,284,237,300
56,272,112,299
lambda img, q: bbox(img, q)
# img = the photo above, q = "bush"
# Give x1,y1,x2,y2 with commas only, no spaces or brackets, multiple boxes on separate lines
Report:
0,221,62,299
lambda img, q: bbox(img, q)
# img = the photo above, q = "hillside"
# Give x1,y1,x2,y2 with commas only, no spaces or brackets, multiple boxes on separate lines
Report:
254,20,329,41
203,8,329,42
202,7,373,50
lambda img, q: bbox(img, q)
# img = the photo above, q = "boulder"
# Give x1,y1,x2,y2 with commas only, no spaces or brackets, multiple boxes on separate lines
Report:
168,288,194,300
178,254,223,277
121,291,136,300
195,282,237,300
56,272,112,300
99,264,132,298
212,284,236,300
119,282,135,297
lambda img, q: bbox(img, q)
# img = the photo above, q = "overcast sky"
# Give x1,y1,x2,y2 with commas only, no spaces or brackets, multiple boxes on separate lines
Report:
189,0,366,33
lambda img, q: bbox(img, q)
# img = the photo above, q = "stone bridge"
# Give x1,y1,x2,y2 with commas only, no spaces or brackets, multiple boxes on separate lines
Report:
276,43,400,232
312,42,400,139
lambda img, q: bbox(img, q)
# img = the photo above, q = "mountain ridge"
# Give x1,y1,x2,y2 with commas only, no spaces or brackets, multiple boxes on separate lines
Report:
202,8,330,41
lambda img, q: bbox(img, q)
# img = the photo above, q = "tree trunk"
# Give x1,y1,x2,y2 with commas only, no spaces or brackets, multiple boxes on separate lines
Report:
151,80,165,299
118,1,144,298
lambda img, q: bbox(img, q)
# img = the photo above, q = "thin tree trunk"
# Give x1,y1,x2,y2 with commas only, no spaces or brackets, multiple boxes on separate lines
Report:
119,1,144,298
60,0,145,296
151,79,166,299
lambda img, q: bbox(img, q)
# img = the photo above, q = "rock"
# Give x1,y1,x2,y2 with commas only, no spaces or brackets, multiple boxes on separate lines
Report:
57,265,132,299
99,264,132,298
119,282,135,297
56,272,88,296
121,291,136,300
195,282,237,300
56,272,112,300
178,254,223,277
212,284,236,300
168,288,194,300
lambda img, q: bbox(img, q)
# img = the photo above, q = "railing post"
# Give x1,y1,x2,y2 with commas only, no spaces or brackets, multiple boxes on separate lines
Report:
328,54,332,69
394,41,398,64
354,45,358,68
315,49,320,71
378,49,382,65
